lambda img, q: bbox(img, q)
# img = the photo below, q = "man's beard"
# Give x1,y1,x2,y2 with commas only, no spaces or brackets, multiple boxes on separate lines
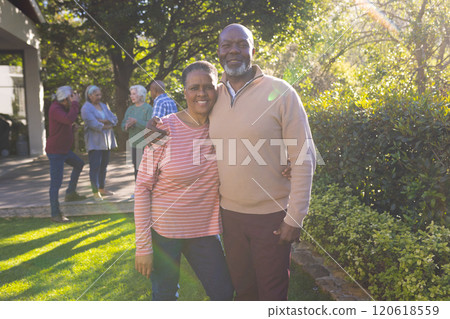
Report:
224,61,250,77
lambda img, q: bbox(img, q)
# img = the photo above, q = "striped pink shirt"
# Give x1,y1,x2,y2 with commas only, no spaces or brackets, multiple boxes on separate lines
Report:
134,113,221,255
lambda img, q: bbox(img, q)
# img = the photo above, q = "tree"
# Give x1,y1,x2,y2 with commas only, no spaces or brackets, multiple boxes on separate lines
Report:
40,0,313,149
286,0,449,96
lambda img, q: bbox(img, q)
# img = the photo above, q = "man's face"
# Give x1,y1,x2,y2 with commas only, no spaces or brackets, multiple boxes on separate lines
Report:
218,26,255,77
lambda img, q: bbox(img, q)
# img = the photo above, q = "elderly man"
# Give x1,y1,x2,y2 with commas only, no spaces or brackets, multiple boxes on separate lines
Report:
46,86,86,223
146,24,315,300
208,23,316,300
150,80,178,118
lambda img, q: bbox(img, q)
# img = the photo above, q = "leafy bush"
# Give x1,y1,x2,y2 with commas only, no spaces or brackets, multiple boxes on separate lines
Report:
303,183,450,300
307,92,449,228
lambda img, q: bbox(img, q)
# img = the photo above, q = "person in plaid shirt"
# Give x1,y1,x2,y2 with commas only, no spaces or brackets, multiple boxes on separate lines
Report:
150,80,178,118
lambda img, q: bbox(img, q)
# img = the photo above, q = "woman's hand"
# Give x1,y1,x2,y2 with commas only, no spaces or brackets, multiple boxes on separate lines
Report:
281,159,291,179
135,254,153,278
70,91,80,103
125,117,137,130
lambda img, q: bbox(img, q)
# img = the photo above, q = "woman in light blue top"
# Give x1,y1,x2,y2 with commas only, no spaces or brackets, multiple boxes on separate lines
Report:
81,85,118,201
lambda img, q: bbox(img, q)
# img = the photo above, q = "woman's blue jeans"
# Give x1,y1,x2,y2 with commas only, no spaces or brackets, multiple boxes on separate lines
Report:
150,229,234,301
47,151,84,217
88,150,110,193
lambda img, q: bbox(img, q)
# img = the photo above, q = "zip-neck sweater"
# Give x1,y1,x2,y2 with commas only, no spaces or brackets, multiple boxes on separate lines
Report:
209,65,316,227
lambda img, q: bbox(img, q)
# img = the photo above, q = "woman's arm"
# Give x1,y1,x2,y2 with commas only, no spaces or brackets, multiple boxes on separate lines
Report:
51,101,79,125
134,146,156,277
104,103,118,126
81,104,104,132
134,142,167,255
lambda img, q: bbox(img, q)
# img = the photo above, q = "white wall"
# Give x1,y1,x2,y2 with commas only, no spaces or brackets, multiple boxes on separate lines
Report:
0,65,15,115
0,65,25,118
0,0,44,155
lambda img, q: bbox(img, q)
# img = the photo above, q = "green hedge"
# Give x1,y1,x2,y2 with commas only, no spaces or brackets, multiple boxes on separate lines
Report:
307,93,449,228
303,183,450,300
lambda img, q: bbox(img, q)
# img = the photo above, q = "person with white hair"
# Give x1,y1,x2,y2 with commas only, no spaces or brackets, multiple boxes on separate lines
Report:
46,86,86,223
81,85,118,201
122,84,153,179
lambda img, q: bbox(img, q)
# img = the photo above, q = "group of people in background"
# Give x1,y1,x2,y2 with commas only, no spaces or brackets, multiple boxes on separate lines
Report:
45,80,177,222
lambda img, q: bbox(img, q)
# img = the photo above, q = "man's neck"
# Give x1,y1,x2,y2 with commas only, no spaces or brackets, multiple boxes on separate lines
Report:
226,67,255,92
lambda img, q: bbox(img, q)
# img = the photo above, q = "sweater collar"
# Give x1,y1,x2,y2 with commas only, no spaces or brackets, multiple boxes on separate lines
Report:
219,64,264,84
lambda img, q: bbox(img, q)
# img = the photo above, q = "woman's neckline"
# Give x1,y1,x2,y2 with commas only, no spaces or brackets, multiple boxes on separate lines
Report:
174,112,208,130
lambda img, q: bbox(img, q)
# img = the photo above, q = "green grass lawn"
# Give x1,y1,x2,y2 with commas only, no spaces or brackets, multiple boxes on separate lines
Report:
0,214,332,301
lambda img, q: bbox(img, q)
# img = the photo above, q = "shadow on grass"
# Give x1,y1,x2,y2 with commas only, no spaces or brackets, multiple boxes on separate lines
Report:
75,251,153,301
1,214,333,301
0,219,112,261
0,216,132,290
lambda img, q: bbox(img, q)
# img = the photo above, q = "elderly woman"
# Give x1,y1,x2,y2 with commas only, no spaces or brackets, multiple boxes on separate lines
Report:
46,86,86,223
81,85,118,201
121,85,153,179
134,61,234,301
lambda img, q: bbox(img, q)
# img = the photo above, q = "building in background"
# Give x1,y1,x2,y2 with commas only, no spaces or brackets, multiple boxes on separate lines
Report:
0,0,45,155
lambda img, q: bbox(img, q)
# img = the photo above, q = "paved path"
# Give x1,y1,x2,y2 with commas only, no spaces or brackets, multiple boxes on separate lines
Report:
0,152,135,218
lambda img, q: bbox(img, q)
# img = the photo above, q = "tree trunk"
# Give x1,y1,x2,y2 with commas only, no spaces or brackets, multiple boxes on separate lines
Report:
414,47,426,94
414,0,428,94
111,52,135,151
115,85,129,151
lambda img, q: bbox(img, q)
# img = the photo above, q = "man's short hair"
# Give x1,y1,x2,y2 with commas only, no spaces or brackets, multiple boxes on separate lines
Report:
219,23,254,46
150,80,166,93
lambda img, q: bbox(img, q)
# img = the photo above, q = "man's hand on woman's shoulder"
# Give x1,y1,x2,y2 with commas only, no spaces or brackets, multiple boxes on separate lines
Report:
144,117,169,145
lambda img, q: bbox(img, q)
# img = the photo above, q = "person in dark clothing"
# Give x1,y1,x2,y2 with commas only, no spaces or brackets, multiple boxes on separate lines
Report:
46,86,86,223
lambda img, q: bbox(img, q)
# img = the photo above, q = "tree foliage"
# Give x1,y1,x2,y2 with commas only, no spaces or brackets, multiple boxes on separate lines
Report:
280,0,449,98
38,0,313,148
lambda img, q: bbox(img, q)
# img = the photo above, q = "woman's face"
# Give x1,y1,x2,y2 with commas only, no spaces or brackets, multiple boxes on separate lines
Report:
89,89,102,104
184,70,217,116
130,89,141,104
